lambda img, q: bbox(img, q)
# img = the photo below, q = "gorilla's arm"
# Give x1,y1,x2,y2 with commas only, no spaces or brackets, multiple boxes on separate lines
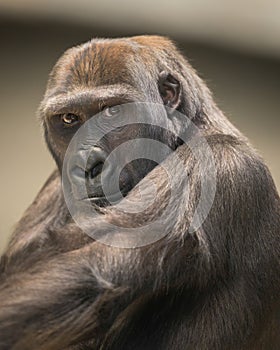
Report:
0,137,278,350
0,170,92,277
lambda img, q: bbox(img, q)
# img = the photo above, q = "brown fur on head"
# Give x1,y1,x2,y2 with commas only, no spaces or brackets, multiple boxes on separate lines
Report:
39,35,241,170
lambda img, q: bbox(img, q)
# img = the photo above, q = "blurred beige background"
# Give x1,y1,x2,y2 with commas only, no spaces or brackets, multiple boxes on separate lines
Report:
0,0,279,252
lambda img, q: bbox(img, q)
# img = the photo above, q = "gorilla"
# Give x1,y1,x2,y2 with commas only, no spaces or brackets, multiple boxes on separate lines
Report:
0,36,279,350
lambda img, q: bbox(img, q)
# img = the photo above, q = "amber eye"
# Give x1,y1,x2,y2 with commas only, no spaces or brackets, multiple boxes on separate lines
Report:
61,113,80,126
103,105,121,117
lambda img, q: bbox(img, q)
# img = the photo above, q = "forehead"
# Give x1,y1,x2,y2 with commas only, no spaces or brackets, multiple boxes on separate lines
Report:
50,40,140,93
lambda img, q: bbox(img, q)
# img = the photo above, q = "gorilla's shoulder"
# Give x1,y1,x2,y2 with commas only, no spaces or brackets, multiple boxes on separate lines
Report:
206,133,278,203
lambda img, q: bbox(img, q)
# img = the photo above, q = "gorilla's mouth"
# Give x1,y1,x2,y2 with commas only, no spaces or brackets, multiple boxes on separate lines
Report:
83,188,130,207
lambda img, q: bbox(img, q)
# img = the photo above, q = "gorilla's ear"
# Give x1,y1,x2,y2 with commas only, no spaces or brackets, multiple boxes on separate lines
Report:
158,71,181,110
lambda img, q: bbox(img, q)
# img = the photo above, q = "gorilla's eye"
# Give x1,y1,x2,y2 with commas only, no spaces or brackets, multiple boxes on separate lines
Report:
61,113,80,126
103,105,121,117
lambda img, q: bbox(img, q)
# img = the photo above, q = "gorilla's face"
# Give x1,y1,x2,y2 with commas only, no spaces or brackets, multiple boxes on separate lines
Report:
45,101,181,207
42,48,181,207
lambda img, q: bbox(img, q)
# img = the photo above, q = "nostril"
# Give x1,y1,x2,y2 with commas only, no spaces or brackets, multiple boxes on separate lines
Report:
89,161,104,179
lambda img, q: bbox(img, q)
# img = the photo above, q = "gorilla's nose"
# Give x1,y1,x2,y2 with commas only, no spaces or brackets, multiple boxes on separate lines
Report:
85,146,107,180
69,146,108,201
89,161,103,179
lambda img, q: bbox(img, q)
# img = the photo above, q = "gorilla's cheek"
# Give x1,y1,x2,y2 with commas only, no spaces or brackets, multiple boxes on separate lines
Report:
119,159,158,194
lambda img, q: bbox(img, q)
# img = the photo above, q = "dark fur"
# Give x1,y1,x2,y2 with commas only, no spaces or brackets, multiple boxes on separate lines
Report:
0,36,279,350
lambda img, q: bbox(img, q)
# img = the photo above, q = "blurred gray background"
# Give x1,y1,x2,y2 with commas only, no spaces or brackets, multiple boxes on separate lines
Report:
0,0,279,252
